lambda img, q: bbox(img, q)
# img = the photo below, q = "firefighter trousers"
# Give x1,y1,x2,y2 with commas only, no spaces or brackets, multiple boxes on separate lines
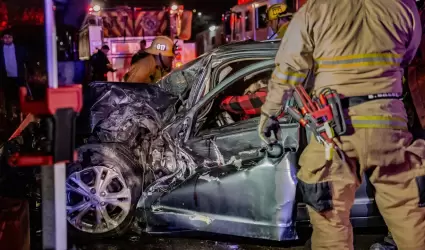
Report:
298,110,425,250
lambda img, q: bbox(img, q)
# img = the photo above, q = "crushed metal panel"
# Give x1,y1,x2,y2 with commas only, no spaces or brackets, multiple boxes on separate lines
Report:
87,82,178,145
143,150,299,241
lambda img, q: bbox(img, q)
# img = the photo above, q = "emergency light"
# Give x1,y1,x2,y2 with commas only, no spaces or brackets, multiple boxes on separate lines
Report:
93,5,101,12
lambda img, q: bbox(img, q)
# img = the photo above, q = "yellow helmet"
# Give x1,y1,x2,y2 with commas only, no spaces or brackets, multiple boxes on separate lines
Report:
266,3,288,21
145,36,175,57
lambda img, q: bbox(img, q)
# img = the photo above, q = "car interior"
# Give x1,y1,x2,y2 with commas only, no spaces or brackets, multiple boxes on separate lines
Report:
196,60,273,133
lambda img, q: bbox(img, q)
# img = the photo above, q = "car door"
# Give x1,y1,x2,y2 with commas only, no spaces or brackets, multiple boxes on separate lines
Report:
189,117,266,163
154,60,301,241
186,59,276,163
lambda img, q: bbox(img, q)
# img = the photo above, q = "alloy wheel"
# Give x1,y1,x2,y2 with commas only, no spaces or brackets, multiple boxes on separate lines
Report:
66,166,132,234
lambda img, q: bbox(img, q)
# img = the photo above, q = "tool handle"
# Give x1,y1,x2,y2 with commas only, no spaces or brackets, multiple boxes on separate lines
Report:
293,91,304,108
319,94,327,105
287,107,308,127
295,85,317,111
287,106,302,120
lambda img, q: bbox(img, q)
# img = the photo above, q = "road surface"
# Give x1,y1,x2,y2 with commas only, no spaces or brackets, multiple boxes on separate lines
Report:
64,232,385,250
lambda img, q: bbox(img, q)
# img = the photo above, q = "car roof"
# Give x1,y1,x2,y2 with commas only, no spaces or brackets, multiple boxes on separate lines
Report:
209,39,281,55
196,39,281,67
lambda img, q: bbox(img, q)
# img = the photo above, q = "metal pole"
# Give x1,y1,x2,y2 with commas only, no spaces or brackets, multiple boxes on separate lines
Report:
42,0,67,249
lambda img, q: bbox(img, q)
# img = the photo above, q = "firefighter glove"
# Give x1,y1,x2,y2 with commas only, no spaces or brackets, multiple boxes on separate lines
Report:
258,113,280,145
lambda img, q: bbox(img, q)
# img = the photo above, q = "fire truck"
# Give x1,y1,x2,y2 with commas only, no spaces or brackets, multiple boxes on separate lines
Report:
223,0,307,42
78,4,196,82
195,0,306,55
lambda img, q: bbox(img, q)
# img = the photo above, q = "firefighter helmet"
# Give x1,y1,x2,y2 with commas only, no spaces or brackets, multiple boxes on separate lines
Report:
145,36,175,57
266,3,289,21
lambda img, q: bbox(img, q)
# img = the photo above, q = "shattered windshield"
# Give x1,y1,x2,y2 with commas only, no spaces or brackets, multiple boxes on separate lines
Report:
157,55,208,98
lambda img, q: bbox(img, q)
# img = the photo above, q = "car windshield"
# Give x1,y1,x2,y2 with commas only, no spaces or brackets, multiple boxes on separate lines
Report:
157,55,208,98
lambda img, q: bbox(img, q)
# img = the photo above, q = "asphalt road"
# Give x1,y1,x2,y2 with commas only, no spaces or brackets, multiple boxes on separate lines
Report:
64,233,386,250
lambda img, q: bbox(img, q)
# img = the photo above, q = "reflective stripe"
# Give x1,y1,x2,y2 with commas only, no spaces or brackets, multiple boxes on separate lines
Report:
271,69,307,85
325,143,334,161
316,53,403,69
346,116,408,130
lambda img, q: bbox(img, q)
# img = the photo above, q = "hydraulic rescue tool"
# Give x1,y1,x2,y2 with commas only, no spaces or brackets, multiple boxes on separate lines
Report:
285,86,346,160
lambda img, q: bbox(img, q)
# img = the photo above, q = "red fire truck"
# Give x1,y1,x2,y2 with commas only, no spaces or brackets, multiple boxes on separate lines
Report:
79,4,196,82
195,0,307,55
224,0,307,42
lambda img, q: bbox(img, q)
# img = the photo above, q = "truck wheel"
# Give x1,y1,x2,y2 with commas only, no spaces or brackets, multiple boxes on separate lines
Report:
66,143,143,238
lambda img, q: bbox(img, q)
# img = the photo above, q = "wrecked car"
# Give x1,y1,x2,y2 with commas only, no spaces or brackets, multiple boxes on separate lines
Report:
65,40,384,240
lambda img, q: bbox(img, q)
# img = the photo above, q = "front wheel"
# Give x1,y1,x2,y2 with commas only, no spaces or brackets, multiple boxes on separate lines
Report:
66,143,143,238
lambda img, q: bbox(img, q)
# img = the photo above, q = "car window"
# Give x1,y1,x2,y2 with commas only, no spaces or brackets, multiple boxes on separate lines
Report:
198,59,263,100
157,55,207,98
256,5,268,29
195,67,274,135
218,66,233,82
214,59,263,86
195,59,265,120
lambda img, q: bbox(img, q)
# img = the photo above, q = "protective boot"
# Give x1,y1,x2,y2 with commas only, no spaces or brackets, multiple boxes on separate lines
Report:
370,233,397,250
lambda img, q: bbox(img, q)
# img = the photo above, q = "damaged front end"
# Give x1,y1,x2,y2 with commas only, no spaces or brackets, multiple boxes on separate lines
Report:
65,80,211,236
66,50,300,240
136,124,300,242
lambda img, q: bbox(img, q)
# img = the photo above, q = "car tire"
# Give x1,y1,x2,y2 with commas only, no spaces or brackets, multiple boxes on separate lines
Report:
66,143,143,238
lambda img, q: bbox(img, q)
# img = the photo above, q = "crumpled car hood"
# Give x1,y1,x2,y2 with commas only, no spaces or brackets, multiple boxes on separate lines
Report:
86,81,198,195
87,82,178,146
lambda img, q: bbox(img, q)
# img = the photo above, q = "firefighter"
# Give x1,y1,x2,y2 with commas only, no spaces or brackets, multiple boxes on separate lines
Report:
125,36,175,83
131,39,147,65
266,3,293,39
258,1,425,249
